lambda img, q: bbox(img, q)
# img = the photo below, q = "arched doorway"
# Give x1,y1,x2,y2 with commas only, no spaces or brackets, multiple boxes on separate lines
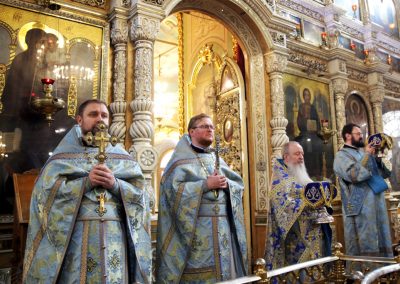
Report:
154,0,272,263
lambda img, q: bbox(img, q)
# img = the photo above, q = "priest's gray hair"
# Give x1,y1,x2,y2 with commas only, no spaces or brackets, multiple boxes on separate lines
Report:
282,141,301,158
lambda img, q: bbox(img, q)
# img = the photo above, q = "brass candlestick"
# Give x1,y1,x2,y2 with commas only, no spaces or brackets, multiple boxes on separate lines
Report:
317,120,337,179
30,78,65,124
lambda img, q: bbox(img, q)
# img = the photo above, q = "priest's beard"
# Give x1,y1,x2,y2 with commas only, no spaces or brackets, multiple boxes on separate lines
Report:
351,136,365,148
287,162,313,186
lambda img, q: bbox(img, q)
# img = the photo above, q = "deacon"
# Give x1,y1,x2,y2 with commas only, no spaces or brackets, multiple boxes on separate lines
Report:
23,99,153,283
156,113,248,283
265,141,332,270
333,123,392,257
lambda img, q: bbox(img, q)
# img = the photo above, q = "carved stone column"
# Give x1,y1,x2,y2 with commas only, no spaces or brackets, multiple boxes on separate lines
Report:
265,51,289,159
110,16,129,139
368,73,385,133
129,12,160,182
332,77,348,147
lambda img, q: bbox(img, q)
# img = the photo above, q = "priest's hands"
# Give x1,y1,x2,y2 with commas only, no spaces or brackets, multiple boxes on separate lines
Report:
365,143,376,155
89,164,116,190
206,171,228,189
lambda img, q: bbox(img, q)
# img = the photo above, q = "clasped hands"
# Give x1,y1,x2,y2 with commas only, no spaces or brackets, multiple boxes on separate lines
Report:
89,164,116,190
206,170,228,190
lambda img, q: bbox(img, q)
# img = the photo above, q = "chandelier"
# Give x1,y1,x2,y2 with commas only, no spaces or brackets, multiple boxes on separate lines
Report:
52,63,95,85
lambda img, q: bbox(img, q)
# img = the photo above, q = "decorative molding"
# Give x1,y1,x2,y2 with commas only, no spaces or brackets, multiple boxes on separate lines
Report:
384,79,400,95
1,0,107,26
347,82,368,94
262,0,276,11
71,0,106,8
288,51,327,73
130,14,160,42
277,0,323,21
269,30,286,47
142,0,164,6
340,23,363,41
347,68,367,83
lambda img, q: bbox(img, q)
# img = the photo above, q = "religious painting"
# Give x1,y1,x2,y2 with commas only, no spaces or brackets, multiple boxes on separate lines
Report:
345,94,370,138
367,0,398,36
284,74,334,181
302,20,325,46
339,36,365,60
333,0,361,20
0,3,106,213
382,98,400,191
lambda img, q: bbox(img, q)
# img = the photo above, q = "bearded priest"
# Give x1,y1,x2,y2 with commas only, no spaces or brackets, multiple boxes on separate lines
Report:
265,141,332,270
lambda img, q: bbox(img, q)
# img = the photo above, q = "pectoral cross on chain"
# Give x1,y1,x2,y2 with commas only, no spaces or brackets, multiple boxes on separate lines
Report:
83,121,120,216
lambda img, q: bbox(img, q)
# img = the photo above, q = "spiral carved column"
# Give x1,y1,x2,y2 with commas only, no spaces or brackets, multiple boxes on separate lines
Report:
110,17,128,140
265,52,289,159
129,13,160,182
332,77,348,147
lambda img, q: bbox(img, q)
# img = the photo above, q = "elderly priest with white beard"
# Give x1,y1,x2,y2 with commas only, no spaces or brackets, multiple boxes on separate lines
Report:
265,141,332,270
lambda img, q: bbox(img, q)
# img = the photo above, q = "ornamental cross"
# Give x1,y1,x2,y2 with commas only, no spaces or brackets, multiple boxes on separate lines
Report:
213,135,229,173
83,122,120,164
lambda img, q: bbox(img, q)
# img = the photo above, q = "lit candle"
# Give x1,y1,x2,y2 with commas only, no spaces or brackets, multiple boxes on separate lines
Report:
41,78,55,85
387,54,392,65
350,41,356,50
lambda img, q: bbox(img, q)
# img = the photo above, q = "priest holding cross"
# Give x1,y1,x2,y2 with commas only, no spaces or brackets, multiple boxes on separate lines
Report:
23,99,153,283
156,113,248,283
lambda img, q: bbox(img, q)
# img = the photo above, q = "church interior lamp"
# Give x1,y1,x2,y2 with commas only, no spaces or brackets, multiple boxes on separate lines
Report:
320,32,328,49
30,78,66,124
350,40,356,51
317,119,336,144
351,4,357,19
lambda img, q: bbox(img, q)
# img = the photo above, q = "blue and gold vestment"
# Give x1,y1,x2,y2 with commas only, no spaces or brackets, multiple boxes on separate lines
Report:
23,125,153,284
333,145,392,257
265,159,331,270
155,135,248,283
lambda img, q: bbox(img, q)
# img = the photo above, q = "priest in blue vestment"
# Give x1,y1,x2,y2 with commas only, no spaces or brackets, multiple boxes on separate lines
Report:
155,113,248,283
23,99,153,283
265,141,332,270
333,123,392,258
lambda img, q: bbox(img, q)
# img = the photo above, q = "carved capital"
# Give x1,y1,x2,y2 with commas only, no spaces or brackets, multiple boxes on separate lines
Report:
332,78,348,95
369,87,385,104
130,14,160,42
264,52,288,74
111,18,129,45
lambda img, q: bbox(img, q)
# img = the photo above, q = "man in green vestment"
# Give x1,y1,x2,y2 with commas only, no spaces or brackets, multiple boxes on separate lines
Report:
156,113,248,283
23,99,153,283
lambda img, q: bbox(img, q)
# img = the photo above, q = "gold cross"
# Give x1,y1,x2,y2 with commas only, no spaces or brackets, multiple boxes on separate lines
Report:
96,192,107,217
83,122,120,164
213,204,220,215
